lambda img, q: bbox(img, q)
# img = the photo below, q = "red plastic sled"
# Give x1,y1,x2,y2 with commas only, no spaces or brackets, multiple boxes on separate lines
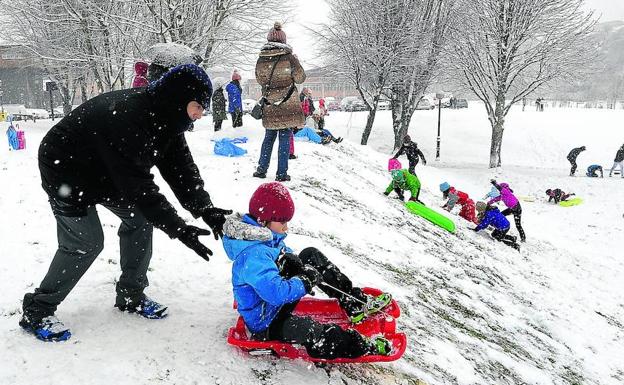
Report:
227,287,407,363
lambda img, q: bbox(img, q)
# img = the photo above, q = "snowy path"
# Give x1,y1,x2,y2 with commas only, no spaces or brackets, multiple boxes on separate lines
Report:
0,105,622,385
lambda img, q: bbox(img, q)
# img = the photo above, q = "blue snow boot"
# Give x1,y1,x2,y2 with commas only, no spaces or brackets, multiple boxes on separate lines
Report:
116,295,168,319
19,315,71,342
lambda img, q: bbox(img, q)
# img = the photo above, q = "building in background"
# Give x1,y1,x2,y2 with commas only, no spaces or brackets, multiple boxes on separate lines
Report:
0,45,49,109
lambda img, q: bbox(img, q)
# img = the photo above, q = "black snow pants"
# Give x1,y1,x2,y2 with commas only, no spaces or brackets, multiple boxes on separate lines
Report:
568,156,578,176
22,201,153,322
231,109,243,128
491,228,519,249
253,247,372,359
501,203,526,242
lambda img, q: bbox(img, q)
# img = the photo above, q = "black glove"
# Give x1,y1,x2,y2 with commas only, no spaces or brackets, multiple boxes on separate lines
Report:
490,179,497,186
201,207,233,240
298,265,322,293
383,191,390,196
177,225,213,261
277,253,304,278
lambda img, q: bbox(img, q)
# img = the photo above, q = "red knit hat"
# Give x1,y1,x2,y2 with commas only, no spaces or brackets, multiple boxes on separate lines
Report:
231,70,241,81
249,182,295,222
267,22,287,44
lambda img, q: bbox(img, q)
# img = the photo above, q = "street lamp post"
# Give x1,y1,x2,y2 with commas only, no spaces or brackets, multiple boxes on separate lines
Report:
435,92,444,160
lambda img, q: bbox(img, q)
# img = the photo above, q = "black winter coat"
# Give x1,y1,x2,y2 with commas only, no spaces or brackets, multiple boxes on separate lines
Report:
39,87,212,238
614,148,624,162
394,141,426,165
211,89,227,121
567,147,585,161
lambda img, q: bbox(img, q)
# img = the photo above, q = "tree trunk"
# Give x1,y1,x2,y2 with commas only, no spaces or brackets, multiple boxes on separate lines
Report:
489,117,504,168
360,96,380,145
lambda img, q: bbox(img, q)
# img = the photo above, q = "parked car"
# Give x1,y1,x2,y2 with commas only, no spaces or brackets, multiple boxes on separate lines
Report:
378,100,391,110
26,108,51,119
345,99,368,112
455,99,468,108
327,101,341,111
415,99,435,110
340,96,360,111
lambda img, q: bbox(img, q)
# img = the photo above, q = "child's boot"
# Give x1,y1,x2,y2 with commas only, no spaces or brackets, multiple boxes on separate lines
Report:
350,293,392,323
368,335,392,356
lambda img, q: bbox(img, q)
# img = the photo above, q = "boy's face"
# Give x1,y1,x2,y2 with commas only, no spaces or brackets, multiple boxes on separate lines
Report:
267,221,289,234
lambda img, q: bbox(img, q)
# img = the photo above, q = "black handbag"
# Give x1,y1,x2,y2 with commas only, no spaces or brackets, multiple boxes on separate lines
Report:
251,55,293,120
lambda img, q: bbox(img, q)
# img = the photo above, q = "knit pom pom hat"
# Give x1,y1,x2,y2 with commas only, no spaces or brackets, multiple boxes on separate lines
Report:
249,182,295,223
267,21,287,44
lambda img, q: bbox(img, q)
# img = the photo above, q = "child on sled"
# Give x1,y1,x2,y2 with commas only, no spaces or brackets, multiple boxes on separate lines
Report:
222,182,392,359
545,188,574,204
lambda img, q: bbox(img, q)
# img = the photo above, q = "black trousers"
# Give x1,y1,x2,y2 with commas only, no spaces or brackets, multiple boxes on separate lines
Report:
491,228,518,248
407,157,419,175
568,157,577,175
214,119,223,131
231,110,243,128
255,247,371,359
501,203,526,242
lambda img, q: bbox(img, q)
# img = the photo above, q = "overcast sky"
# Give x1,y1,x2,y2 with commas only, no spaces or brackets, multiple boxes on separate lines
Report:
287,0,624,69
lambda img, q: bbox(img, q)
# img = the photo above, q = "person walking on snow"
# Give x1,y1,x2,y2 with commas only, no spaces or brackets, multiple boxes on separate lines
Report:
567,146,586,176
384,161,422,203
474,202,520,251
439,182,478,224
211,77,228,132
131,61,149,88
222,182,393,359
19,64,232,342
608,144,624,177
392,135,426,175
253,22,306,182
226,70,244,128
488,180,526,242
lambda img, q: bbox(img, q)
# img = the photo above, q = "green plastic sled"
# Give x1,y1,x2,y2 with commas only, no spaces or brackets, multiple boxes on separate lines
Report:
559,197,583,207
405,201,456,233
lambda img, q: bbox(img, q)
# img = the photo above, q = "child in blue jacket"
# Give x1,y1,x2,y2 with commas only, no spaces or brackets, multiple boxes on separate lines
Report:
222,182,392,359
474,201,520,250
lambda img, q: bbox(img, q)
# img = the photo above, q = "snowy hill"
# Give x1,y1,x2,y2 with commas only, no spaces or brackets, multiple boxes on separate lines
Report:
1,105,623,385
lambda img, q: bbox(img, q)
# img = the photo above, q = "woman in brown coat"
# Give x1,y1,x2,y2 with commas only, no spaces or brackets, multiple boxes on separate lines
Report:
253,22,306,182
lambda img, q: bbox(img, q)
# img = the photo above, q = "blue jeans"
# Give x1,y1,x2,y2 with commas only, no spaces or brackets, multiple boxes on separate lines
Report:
257,128,291,177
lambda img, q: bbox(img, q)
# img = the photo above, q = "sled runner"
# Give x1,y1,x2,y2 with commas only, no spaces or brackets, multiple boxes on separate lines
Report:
405,201,456,233
559,197,583,207
227,287,407,363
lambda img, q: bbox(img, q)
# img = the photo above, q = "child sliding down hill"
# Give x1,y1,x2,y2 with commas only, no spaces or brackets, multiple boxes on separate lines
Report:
545,188,574,204
439,182,478,224
384,160,422,203
474,202,520,251
221,182,393,359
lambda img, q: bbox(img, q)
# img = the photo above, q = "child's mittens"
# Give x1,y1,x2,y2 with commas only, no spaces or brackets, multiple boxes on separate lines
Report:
383,191,390,196
299,265,322,293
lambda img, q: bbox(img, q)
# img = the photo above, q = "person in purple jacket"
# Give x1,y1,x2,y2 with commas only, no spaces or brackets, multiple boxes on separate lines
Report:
487,180,526,242
474,202,520,251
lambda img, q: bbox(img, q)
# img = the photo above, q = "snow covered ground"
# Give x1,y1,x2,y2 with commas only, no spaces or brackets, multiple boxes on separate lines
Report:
1,103,623,385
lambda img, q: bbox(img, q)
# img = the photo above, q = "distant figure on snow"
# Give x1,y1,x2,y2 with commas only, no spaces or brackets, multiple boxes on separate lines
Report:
608,144,624,178
211,77,228,132
586,164,603,178
226,70,244,128
545,188,574,204
567,146,586,176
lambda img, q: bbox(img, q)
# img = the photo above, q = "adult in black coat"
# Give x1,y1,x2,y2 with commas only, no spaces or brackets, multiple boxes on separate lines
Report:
20,64,232,341
393,135,427,174
566,146,586,176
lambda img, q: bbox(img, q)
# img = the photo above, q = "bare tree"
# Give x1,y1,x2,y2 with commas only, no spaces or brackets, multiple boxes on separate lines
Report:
451,0,596,168
318,0,410,145
389,0,457,150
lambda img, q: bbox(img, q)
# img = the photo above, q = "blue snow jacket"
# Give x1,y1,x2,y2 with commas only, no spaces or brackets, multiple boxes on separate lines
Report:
222,213,306,333
226,81,242,113
475,207,510,232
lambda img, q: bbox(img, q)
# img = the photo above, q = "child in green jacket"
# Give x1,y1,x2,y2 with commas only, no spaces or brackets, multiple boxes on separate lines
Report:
384,169,422,203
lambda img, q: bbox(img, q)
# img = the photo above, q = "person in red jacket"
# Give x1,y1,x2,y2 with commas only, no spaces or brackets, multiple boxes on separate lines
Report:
131,61,149,88
439,182,478,224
